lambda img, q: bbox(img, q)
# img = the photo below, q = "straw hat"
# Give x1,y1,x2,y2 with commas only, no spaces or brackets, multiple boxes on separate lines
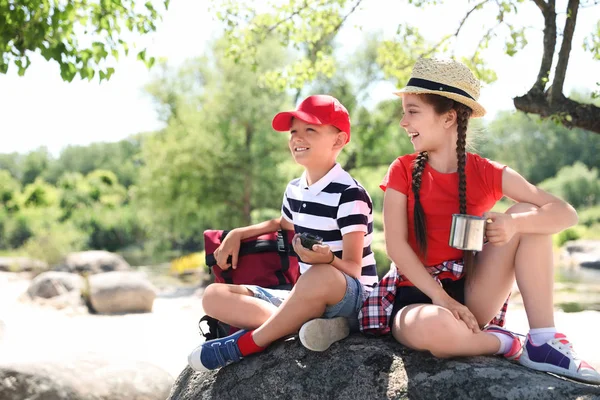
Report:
394,58,486,118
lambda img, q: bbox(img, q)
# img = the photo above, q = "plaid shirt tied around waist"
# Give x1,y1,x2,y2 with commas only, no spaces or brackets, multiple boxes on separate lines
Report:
358,260,508,335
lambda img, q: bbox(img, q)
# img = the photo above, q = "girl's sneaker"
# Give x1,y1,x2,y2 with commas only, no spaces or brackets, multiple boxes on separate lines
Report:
483,324,523,360
188,329,247,372
299,317,350,352
519,333,600,385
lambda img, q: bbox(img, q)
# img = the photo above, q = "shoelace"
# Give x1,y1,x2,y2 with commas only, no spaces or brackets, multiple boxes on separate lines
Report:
552,337,576,358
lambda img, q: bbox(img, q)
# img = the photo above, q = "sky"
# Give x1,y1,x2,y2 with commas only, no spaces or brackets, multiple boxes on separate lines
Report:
0,0,598,155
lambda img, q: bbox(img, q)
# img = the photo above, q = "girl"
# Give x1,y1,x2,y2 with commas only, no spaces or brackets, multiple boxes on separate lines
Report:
359,58,600,385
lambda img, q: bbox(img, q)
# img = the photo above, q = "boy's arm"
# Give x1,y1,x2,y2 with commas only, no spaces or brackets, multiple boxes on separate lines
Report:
291,231,363,278
214,216,292,270
331,231,364,278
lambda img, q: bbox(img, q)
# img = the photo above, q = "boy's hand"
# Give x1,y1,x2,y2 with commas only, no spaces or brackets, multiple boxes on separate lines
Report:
292,234,334,265
483,212,517,246
214,229,242,270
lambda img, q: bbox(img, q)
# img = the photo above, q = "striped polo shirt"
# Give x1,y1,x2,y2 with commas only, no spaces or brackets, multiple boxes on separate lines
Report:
281,163,378,290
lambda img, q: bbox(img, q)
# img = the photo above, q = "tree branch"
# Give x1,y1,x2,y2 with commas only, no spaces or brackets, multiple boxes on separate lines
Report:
531,0,548,12
453,0,492,36
514,91,600,134
551,0,579,103
532,0,556,93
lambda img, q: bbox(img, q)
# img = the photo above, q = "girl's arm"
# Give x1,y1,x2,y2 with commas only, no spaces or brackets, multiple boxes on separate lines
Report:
383,188,448,301
502,167,578,233
383,188,480,331
485,167,578,245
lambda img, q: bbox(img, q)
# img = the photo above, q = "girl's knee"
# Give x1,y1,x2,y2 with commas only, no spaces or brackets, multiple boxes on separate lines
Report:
392,305,457,350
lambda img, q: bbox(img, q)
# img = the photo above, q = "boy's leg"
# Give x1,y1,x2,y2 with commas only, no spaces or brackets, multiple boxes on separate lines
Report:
189,265,347,371
202,283,280,330
299,273,363,351
251,263,348,347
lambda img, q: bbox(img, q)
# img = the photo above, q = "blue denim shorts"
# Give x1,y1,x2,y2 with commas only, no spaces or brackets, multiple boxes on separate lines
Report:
244,272,365,330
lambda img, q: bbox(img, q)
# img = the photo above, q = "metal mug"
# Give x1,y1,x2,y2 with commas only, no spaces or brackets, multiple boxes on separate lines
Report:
448,214,488,252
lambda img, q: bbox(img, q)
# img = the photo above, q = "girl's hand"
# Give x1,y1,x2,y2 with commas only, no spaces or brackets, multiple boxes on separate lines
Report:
292,234,334,265
214,229,242,270
484,212,517,246
432,293,480,333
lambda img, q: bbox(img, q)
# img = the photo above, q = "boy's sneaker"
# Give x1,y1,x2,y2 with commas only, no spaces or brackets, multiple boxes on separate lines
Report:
188,329,246,371
483,324,523,360
299,317,350,352
519,333,600,384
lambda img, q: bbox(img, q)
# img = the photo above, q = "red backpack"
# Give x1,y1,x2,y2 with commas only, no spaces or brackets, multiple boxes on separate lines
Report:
199,229,300,340
203,229,300,288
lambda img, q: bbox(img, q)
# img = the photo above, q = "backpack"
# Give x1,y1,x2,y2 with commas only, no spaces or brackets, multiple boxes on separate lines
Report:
198,229,300,340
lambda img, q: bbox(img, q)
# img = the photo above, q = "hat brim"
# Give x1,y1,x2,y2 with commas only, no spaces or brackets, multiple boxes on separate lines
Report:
394,86,486,118
272,111,323,131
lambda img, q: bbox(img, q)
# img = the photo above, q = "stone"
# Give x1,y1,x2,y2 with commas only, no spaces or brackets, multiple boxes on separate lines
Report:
0,355,173,400
88,271,157,314
168,335,600,400
56,251,131,275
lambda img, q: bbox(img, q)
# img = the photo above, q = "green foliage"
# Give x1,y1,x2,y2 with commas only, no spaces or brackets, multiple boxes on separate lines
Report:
480,111,600,184
137,39,292,248
540,163,600,209
22,178,59,208
71,205,144,252
0,0,169,81
579,206,600,228
46,138,143,187
554,227,583,248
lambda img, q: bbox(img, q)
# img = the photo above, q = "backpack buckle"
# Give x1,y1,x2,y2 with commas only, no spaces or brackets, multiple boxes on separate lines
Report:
276,231,287,253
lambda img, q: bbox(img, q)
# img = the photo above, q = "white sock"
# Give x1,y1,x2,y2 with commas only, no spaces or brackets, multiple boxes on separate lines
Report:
528,327,557,345
488,331,514,355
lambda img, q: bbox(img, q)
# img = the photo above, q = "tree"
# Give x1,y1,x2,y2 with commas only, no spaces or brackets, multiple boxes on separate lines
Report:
137,39,293,250
0,0,169,81
212,0,600,133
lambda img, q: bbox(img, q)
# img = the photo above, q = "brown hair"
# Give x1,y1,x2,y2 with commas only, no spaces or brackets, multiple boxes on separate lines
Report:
411,94,475,275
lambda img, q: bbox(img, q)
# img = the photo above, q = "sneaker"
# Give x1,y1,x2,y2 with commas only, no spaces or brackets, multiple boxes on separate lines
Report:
483,324,523,360
519,333,600,385
299,317,350,352
188,329,247,372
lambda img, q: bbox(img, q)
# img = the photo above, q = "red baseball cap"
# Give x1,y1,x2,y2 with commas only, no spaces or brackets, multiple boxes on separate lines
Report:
272,95,351,143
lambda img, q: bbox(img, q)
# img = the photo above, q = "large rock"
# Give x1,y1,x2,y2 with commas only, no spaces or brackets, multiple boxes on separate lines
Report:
0,355,173,400
27,271,84,299
0,257,48,273
168,335,600,400
88,271,157,314
561,240,600,270
57,250,131,274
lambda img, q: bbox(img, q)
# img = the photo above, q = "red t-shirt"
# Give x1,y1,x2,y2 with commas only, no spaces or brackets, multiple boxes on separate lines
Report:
381,152,505,266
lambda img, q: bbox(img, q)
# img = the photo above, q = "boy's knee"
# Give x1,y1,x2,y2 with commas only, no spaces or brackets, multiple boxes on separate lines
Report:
296,264,343,290
201,283,228,314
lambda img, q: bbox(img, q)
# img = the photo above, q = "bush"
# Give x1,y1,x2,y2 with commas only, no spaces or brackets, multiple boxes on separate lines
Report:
19,221,87,266
554,227,583,248
579,206,600,227
540,163,600,208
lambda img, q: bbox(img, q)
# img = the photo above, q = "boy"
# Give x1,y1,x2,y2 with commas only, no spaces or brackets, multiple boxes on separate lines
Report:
188,94,378,371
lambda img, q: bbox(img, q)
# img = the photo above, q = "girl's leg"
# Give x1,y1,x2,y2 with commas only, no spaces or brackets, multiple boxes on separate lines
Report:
251,263,348,347
391,304,501,358
465,202,555,329
202,283,279,330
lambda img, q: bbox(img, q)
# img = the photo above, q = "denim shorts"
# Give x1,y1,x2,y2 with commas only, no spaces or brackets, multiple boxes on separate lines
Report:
244,272,366,331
